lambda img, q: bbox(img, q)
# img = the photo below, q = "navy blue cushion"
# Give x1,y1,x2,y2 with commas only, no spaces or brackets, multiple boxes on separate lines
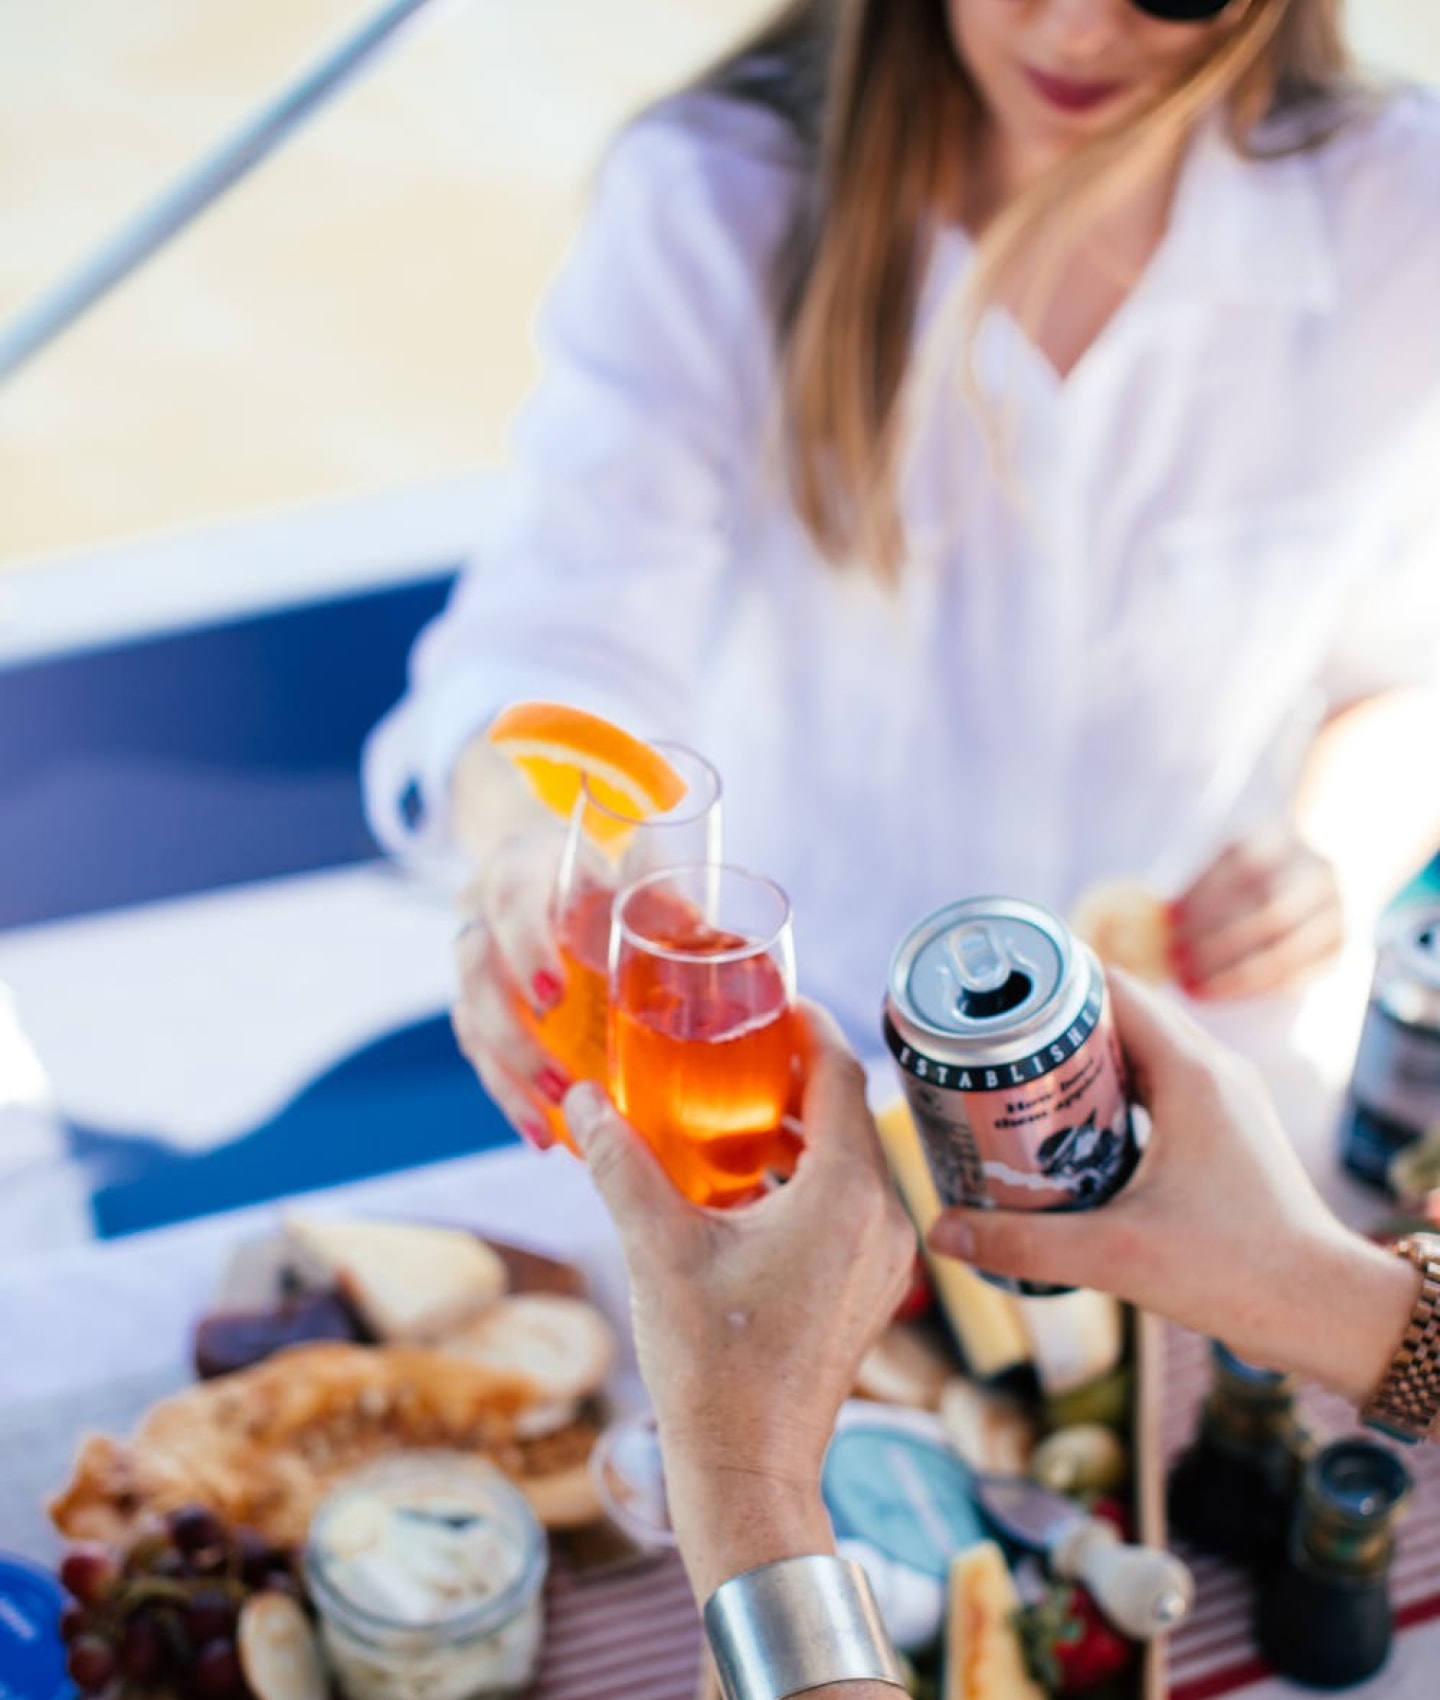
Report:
85,1015,517,1238
0,573,456,927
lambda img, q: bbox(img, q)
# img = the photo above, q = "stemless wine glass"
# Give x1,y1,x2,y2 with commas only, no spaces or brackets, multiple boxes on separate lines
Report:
590,1407,676,1551
533,744,720,1145
609,863,799,1209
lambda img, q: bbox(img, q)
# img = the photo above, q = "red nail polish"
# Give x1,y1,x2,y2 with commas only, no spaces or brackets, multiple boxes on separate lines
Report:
531,970,563,1008
536,1066,570,1106
520,1116,555,1152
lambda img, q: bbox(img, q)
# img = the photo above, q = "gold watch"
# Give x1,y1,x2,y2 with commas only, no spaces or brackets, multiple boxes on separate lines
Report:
1360,1233,1440,1444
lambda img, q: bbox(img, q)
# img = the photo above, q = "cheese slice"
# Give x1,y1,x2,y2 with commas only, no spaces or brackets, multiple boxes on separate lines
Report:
284,1216,508,1341
944,1541,1046,1700
873,1099,1031,1381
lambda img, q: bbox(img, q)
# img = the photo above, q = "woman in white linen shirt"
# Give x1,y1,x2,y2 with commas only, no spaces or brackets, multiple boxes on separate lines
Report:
364,0,1440,1148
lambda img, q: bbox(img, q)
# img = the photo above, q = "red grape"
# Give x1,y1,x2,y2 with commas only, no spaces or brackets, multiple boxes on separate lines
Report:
59,1546,119,1608
184,1589,236,1646
235,1529,277,1586
59,1602,89,1644
191,1638,244,1700
168,1506,227,1554
66,1633,119,1694
119,1613,168,1684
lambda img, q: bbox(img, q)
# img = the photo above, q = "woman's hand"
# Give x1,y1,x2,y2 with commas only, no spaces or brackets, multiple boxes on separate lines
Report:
1168,826,1344,1000
446,736,576,1148
563,1003,916,1600
927,973,1411,1405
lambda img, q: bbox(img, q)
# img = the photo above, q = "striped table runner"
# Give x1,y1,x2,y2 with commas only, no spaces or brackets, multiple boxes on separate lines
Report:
533,1549,704,1699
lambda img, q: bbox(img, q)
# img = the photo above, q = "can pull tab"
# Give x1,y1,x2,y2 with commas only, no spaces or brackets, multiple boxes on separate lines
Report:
947,924,1032,1021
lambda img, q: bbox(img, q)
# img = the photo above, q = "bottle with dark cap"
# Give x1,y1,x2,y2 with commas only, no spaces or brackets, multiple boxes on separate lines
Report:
1255,1437,1412,1689
1167,1342,1316,1563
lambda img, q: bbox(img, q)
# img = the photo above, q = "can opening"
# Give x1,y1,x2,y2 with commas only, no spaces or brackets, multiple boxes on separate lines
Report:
946,924,1034,1020
956,972,1033,1020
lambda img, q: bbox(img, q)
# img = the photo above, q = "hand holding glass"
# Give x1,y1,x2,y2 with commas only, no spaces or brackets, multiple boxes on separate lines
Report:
532,745,720,1141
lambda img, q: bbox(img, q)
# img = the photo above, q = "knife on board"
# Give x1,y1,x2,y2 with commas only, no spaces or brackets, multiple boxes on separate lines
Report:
972,1472,1194,1640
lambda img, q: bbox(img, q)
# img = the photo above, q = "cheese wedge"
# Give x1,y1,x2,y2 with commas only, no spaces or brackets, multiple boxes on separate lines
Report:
873,1099,1031,1381
944,1541,1046,1700
284,1216,508,1341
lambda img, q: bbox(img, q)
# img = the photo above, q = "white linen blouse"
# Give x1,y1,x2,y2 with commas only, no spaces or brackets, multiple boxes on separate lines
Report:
364,89,1440,1064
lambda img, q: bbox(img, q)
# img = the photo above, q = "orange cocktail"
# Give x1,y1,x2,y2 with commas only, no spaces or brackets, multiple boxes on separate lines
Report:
610,866,799,1206
532,743,721,1148
537,884,611,1086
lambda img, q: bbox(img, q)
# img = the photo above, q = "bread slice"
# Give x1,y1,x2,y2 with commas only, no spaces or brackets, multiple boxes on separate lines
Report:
855,1323,955,1411
1069,880,1172,984
945,1541,1046,1700
283,1216,507,1341
238,1594,328,1700
434,1293,616,1435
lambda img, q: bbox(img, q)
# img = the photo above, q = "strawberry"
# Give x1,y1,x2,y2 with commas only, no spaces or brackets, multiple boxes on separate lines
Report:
1017,1579,1136,1694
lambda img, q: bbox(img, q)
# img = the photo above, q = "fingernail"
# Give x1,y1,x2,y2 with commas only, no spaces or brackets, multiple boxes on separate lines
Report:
929,1217,975,1261
563,1081,607,1150
531,970,563,1009
535,1065,571,1106
520,1116,554,1152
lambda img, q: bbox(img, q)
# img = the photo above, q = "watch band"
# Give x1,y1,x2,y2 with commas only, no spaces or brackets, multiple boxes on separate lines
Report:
704,1555,907,1700
1360,1233,1440,1445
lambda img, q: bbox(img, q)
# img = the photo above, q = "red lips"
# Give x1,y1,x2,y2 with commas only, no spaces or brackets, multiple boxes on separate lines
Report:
1024,66,1126,114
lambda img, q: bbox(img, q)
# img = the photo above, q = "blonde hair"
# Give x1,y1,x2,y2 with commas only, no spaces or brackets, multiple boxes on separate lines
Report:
699,0,1352,575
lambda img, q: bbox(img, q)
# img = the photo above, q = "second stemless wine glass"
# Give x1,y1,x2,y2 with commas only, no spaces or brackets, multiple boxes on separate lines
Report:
608,863,799,1207
537,744,721,1125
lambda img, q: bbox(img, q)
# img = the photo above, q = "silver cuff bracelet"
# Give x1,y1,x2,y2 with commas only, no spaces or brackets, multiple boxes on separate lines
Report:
704,1554,907,1700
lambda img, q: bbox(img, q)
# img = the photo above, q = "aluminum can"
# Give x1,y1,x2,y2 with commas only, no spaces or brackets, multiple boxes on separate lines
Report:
1340,904,1440,1191
883,895,1138,1296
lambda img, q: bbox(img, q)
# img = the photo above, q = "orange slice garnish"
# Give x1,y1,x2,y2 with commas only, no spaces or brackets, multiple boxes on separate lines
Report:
485,702,687,834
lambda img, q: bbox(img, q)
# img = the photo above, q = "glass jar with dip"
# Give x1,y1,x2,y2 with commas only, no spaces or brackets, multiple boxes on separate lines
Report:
305,1452,548,1700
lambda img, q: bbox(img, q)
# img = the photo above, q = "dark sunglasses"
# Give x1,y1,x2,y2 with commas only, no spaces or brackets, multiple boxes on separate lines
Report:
1130,0,1238,19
